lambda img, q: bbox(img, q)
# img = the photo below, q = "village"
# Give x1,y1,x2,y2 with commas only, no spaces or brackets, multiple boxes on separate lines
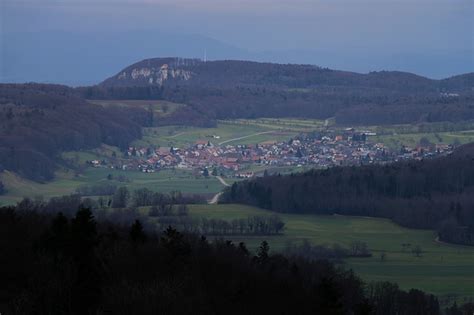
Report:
87,128,454,179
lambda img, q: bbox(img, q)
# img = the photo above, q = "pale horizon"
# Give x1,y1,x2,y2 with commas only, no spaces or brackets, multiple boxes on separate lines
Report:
1,0,473,84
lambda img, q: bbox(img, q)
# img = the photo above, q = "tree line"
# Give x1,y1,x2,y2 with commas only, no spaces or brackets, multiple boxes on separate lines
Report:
335,97,474,125
110,187,206,208
283,239,373,262
75,183,118,196
154,215,285,236
221,143,474,246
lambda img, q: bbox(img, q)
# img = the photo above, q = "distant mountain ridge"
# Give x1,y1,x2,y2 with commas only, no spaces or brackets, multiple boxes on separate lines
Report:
100,57,474,93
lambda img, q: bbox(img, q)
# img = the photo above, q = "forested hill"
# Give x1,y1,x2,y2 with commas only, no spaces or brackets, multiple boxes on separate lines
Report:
0,84,147,181
221,143,474,246
79,58,474,125
99,58,471,93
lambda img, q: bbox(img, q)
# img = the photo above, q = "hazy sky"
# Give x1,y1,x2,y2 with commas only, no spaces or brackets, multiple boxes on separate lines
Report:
4,0,472,50
1,0,473,83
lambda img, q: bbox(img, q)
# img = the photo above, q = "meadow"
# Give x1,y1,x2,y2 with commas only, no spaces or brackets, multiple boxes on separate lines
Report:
132,122,300,148
0,168,229,206
88,99,185,117
188,204,474,302
370,129,474,149
219,117,331,132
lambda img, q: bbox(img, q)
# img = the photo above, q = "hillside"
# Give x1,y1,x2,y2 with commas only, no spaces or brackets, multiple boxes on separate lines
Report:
83,58,474,125
0,84,146,181
99,58,464,92
440,73,474,92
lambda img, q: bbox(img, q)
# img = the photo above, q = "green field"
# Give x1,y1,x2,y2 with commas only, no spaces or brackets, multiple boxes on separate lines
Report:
187,204,474,301
133,117,474,151
132,116,331,148
88,100,325,148
0,168,230,206
88,99,185,117
133,123,299,148
371,130,474,149
220,117,331,132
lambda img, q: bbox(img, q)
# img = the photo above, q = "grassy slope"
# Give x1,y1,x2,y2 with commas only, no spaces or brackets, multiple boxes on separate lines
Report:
88,99,185,117
133,123,298,148
0,168,226,206
188,204,474,300
132,117,331,148
371,130,474,149
220,118,329,132
138,117,474,150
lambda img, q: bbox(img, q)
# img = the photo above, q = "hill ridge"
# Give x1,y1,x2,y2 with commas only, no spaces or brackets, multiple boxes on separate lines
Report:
100,57,473,91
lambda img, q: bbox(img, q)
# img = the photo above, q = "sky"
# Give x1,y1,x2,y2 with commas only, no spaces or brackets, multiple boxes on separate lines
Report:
1,0,473,84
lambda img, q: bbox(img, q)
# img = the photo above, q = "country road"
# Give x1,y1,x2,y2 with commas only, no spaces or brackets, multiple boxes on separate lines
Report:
218,131,274,145
209,176,230,204
215,175,230,187
169,131,186,138
209,192,223,204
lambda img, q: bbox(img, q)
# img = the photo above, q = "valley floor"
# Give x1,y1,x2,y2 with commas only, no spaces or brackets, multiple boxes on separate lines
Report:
0,168,235,206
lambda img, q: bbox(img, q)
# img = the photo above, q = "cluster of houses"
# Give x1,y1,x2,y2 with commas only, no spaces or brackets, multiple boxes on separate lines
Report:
87,129,453,178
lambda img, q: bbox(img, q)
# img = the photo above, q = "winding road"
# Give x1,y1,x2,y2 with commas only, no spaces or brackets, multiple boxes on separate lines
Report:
218,131,275,145
209,176,230,204
215,175,230,187
209,192,223,204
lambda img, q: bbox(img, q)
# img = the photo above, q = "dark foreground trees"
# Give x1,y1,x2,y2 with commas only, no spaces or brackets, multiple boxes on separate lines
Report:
1,205,447,315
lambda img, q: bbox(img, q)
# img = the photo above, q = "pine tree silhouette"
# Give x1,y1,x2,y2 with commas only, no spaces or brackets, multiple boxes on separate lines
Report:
129,219,147,245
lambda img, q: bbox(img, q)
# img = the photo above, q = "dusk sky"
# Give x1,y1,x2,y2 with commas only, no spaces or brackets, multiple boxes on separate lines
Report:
1,0,473,84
